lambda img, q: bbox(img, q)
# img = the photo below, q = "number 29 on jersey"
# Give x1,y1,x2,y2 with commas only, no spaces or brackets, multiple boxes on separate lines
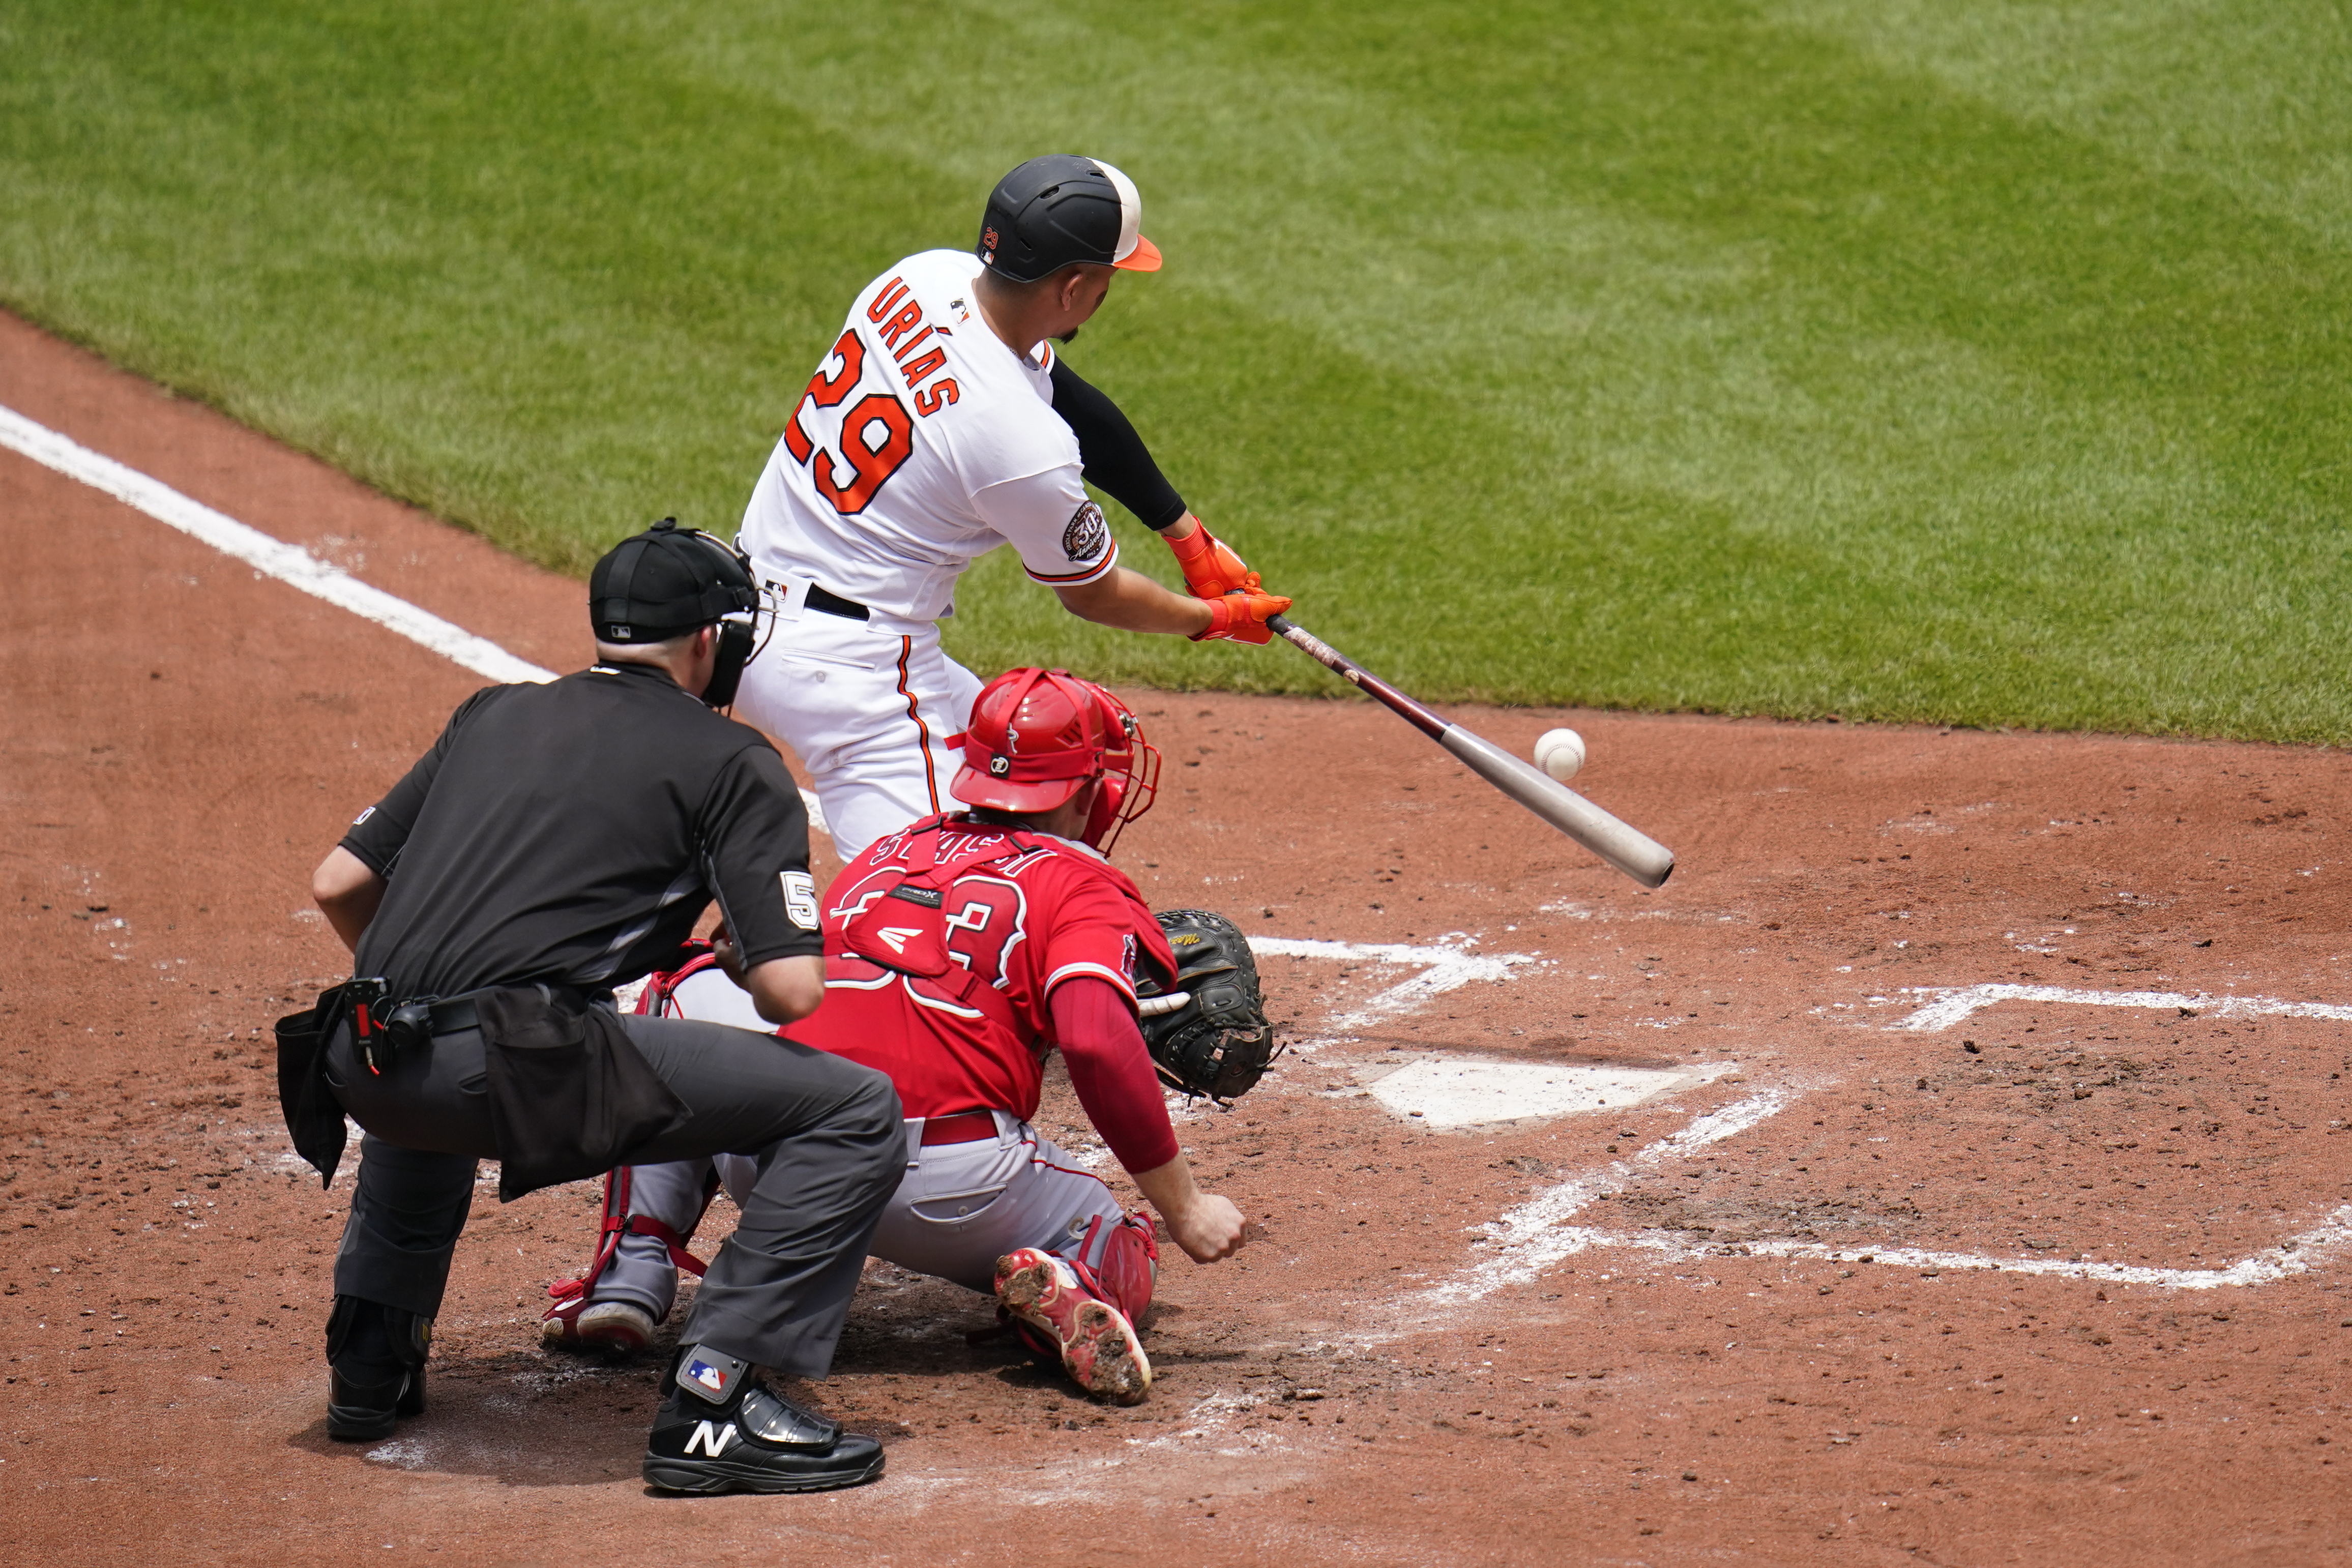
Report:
783,275,959,516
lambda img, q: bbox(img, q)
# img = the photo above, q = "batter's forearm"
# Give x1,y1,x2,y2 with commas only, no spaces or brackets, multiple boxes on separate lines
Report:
1053,566,1215,636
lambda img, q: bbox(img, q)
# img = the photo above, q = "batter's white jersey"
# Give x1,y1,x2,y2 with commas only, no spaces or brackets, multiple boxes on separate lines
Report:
739,248,1116,623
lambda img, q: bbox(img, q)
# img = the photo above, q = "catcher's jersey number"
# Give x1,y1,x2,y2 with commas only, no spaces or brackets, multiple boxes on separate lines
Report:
937,877,1023,986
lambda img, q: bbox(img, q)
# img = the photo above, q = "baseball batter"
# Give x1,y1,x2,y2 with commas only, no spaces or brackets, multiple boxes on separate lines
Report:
730,153,1290,859
547,668,1252,1403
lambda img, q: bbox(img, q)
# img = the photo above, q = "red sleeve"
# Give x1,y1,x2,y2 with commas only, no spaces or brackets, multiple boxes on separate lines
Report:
1048,975,1179,1174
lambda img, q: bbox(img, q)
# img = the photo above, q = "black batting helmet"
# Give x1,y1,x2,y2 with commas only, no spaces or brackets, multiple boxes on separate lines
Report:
977,155,1162,283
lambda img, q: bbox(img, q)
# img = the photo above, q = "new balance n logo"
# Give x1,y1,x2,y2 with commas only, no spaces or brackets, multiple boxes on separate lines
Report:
684,1419,736,1457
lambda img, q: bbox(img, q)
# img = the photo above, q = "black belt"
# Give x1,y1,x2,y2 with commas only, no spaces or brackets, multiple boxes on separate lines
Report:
343,988,481,1078
785,580,868,621
423,996,479,1036
348,992,477,1042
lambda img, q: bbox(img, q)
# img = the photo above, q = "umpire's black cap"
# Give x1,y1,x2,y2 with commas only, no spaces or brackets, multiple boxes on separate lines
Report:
977,155,1162,283
588,519,756,642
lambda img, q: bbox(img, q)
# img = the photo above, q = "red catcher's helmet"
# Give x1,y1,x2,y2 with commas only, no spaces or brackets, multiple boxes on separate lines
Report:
949,667,1160,850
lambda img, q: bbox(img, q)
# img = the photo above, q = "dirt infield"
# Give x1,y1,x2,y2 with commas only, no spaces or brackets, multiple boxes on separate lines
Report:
4,311,2349,1565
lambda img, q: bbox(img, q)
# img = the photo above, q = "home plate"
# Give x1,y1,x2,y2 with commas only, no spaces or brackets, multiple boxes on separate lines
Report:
1365,1059,1736,1130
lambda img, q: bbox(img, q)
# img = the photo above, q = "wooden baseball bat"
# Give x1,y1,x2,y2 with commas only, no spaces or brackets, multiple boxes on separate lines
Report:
1266,614,1675,890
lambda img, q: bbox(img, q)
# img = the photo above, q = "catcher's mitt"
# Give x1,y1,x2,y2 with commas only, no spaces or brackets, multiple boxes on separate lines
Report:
1135,909,1280,1103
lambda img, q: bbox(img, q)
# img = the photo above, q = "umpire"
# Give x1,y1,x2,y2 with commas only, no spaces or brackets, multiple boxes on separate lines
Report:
285,519,901,1495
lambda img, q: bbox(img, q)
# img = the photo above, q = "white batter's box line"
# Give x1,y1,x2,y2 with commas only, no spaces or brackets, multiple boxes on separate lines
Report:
1247,935,1542,1040
1401,1089,1795,1311
1524,1203,2352,1293
1890,983,2352,1032
1,402,834,841
1390,1080,2352,1317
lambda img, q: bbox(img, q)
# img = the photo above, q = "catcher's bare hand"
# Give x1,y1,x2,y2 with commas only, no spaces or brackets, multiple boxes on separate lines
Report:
1165,1192,1248,1263
1133,1154,1249,1263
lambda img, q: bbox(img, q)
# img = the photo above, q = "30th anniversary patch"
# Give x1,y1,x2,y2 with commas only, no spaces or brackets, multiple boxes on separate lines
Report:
1062,500,1108,561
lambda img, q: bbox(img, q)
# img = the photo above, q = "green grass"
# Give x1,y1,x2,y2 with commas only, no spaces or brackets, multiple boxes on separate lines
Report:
2,1,2347,739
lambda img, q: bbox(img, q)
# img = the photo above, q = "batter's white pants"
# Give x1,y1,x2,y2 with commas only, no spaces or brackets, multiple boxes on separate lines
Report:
732,595,983,861
590,966,1133,1322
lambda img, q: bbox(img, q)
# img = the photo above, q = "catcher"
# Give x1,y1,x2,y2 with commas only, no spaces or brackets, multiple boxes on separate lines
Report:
543,666,1278,1403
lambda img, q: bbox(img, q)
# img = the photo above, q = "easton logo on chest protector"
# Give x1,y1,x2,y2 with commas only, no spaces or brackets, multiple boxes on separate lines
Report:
836,822,1044,1031
873,926,925,956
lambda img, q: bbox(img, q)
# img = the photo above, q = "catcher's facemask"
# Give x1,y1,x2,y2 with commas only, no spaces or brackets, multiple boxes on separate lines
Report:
948,666,1160,852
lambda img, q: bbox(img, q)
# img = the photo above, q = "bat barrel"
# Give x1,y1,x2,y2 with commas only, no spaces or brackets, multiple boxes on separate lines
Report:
1268,613,1675,889
1438,725,1675,889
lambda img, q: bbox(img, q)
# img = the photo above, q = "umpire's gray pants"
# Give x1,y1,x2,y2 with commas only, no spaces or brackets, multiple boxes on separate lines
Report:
324,1010,902,1379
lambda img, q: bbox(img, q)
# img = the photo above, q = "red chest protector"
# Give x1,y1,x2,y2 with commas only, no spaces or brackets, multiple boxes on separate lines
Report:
833,817,1046,1045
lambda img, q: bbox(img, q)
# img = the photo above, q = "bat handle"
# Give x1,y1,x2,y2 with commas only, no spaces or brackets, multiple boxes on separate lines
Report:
1265,613,1450,739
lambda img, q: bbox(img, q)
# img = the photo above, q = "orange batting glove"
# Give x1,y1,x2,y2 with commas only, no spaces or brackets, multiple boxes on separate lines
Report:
1164,515,1271,602
1190,587,1291,644
1166,515,1289,643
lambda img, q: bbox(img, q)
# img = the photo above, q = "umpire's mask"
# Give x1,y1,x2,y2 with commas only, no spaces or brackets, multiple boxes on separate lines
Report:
589,518,766,710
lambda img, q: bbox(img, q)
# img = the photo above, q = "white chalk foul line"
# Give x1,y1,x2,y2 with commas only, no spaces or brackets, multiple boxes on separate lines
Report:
0,402,552,686
1891,982,2352,1032
0,401,834,838
1247,936,1539,1037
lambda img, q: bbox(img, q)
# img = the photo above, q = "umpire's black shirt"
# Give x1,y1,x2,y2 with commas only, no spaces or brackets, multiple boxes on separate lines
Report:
339,662,821,999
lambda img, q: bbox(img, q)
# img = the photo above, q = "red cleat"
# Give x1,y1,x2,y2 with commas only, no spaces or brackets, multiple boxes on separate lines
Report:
541,1290,657,1359
993,1248,1152,1405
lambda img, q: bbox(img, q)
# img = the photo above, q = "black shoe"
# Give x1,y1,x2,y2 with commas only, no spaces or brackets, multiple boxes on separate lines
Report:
642,1344,884,1495
324,1295,431,1442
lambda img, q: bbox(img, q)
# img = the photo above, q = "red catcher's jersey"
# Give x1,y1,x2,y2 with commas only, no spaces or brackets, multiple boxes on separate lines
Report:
795,816,1177,1120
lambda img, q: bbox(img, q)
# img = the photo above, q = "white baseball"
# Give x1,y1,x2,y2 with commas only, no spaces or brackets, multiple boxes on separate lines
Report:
1534,727,1585,781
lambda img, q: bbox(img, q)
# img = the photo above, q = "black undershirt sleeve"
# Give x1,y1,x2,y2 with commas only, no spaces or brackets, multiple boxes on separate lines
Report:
698,743,825,968
1048,357,1188,532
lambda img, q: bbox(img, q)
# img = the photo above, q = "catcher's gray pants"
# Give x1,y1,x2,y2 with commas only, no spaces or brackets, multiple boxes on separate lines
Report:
323,1008,902,1378
595,1112,1130,1321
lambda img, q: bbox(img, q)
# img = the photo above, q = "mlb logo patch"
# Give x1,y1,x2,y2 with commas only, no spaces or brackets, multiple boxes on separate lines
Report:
685,1357,731,1396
